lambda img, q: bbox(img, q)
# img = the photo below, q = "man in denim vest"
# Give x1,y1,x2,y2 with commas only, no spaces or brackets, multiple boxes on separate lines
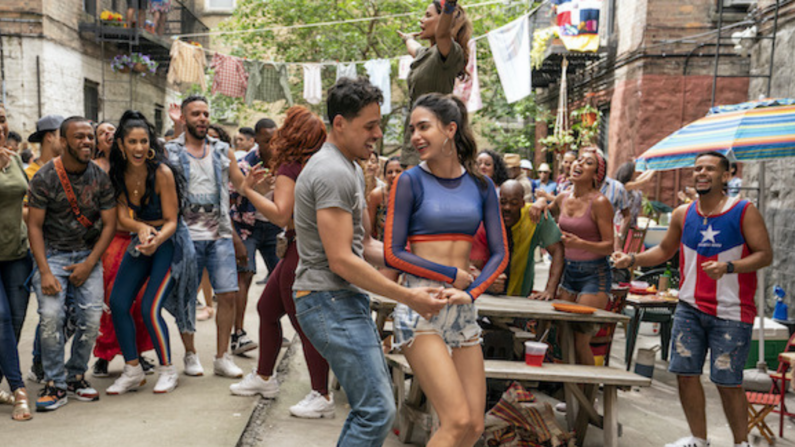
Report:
165,95,248,378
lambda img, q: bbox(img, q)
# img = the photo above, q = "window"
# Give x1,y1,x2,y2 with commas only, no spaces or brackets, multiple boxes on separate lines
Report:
84,80,100,123
154,104,164,137
84,0,97,16
205,0,236,12
598,106,610,157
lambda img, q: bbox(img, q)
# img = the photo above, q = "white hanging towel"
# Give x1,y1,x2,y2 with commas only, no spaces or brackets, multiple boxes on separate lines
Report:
364,59,391,115
453,40,483,112
487,16,531,103
336,62,357,81
398,55,413,80
303,64,322,105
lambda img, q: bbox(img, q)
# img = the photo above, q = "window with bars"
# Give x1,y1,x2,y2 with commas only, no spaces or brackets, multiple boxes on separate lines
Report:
155,104,164,137
598,106,610,157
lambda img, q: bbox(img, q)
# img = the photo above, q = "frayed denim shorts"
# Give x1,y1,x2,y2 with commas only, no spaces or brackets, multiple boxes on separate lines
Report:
392,274,482,351
560,257,612,296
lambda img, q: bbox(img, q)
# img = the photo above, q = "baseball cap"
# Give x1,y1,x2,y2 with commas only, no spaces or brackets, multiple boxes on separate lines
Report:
520,159,533,170
28,114,65,143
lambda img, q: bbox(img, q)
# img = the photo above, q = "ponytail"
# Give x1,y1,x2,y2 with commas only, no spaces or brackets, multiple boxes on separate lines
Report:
412,93,485,187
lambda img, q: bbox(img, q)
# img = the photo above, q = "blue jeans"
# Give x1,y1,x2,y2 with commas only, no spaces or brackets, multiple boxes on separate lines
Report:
669,302,753,386
32,250,104,389
235,220,282,274
0,254,32,388
193,238,239,294
295,290,396,446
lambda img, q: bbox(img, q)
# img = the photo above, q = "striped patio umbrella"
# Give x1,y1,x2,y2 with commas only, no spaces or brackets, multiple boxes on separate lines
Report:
636,98,795,171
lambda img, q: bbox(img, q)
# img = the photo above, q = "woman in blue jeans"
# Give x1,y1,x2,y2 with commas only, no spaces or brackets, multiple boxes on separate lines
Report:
546,148,615,366
0,105,33,421
106,111,185,395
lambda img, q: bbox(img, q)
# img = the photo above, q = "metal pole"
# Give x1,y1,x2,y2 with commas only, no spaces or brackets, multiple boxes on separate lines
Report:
711,0,724,107
757,0,780,369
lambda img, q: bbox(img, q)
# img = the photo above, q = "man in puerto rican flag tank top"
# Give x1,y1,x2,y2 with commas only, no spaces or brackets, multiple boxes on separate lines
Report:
613,151,772,447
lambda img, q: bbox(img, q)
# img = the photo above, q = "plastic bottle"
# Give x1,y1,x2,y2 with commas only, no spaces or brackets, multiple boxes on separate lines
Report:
773,285,788,321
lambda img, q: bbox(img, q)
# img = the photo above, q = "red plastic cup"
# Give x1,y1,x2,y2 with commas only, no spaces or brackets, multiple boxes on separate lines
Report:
524,341,548,367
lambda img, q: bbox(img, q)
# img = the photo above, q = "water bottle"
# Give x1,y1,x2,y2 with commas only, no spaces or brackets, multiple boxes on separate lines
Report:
773,285,788,321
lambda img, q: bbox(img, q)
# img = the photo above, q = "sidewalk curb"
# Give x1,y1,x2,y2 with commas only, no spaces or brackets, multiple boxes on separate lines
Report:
235,334,300,447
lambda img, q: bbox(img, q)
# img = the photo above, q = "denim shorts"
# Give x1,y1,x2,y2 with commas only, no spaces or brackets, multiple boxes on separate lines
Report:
560,258,612,296
393,274,481,350
193,238,239,294
668,302,752,387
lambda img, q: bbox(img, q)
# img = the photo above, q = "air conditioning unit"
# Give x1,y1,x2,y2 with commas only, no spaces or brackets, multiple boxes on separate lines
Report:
723,0,756,8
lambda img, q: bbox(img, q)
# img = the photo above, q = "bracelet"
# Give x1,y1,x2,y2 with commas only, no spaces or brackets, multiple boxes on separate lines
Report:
628,253,636,268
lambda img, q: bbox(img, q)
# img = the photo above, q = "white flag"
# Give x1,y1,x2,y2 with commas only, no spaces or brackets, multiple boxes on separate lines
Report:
487,16,531,103
453,40,483,112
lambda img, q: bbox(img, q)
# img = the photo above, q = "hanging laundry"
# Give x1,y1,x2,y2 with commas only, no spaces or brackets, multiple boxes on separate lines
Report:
167,40,207,91
245,60,293,106
398,55,413,80
210,53,248,98
453,40,482,112
488,16,531,103
336,62,357,81
303,64,322,105
364,59,391,115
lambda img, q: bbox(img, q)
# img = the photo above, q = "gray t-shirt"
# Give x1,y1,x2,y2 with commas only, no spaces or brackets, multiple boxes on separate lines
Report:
293,143,366,293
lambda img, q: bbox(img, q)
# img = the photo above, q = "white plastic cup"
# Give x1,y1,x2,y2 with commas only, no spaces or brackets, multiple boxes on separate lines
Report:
524,341,548,367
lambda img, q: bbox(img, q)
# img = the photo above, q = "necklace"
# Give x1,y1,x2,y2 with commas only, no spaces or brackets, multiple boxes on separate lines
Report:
697,197,725,225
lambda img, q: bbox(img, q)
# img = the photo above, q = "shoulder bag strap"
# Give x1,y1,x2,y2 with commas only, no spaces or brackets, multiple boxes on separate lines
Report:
53,157,94,229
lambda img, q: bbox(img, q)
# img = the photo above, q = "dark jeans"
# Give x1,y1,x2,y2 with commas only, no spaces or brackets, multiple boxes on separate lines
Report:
0,255,32,391
235,220,281,275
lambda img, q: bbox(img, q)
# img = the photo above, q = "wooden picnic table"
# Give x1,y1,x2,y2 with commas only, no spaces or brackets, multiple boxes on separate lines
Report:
369,293,636,444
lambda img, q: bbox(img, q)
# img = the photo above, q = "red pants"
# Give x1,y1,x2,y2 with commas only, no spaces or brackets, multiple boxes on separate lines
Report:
257,239,329,395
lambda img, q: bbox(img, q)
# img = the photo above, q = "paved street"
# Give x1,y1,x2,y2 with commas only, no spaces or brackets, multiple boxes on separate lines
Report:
5,258,795,446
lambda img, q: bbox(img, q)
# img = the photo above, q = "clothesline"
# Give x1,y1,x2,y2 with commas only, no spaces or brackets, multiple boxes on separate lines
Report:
172,0,507,39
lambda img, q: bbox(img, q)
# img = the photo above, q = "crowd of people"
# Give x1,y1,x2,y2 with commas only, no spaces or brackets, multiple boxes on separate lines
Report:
0,1,774,447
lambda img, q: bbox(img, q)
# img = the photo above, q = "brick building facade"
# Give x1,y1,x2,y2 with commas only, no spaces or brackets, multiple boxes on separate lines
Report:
534,0,752,206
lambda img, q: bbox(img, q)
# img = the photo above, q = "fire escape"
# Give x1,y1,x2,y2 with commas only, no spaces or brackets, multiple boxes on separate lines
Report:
78,0,209,121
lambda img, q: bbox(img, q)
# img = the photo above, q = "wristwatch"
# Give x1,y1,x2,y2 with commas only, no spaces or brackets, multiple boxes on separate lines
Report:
726,261,735,274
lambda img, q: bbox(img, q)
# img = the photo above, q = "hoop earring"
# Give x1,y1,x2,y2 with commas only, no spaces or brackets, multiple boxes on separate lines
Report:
443,138,454,156
147,148,156,160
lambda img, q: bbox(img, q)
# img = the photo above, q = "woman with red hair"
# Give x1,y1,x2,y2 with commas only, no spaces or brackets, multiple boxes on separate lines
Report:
229,106,333,419
545,149,614,367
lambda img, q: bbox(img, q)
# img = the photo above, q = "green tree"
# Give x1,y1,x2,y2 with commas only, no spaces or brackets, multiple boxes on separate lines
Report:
210,0,537,153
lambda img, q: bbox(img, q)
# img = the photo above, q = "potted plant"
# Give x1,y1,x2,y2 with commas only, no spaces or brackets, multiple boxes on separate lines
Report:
111,54,132,73
130,53,158,76
100,10,124,27
539,130,575,154
571,105,601,148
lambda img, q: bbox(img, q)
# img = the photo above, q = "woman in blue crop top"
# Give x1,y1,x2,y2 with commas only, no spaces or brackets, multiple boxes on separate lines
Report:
106,111,187,395
385,93,508,446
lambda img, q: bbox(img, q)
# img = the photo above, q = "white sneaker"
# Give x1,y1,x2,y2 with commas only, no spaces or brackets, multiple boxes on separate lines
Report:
106,364,146,395
665,436,710,447
230,370,279,398
213,352,243,378
289,391,336,419
554,402,566,413
183,352,204,376
153,365,178,394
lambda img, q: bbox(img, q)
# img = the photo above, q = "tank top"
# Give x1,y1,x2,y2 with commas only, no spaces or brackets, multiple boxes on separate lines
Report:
557,192,603,261
679,198,756,323
123,173,163,222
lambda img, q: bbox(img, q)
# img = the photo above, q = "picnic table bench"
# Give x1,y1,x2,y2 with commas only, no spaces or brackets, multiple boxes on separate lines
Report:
386,353,651,447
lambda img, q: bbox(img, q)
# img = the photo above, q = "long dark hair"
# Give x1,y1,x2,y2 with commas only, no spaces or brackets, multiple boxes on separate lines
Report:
109,110,186,214
431,0,472,80
413,93,484,186
478,150,509,186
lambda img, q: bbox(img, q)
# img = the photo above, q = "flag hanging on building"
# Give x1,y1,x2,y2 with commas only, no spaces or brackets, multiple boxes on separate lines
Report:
487,15,531,104
552,0,601,52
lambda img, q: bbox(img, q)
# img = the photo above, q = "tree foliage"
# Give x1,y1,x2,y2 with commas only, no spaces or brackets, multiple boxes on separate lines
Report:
210,0,539,153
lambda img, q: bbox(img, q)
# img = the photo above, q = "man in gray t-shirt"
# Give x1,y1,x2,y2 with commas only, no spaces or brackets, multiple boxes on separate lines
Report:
292,78,445,446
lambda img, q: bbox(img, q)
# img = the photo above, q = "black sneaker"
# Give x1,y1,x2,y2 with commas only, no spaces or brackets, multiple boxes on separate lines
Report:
66,377,99,402
28,360,44,384
232,330,257,355
139,356,155,375
36,384,68,412
92,358,109,378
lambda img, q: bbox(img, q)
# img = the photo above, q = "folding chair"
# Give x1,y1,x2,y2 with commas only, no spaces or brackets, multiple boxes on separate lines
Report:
747,391,781,445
